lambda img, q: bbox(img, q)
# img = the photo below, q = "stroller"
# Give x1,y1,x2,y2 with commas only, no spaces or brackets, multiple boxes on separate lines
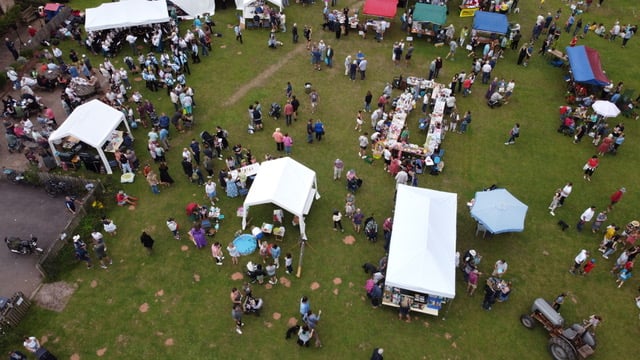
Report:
6,134,23,153
243,294,264,316
269,102,281,119
364,217,378,242
346,169,362,192
200,130,215,148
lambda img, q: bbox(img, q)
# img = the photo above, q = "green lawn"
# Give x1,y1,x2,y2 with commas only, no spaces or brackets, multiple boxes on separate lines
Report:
3,0,640,358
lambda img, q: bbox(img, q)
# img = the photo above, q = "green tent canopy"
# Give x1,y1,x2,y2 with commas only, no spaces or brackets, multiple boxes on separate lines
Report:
413,3,447,25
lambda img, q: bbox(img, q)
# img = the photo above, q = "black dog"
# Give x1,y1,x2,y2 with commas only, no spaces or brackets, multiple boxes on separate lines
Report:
362,263,378,274
285,325,301,339
558,220,569,231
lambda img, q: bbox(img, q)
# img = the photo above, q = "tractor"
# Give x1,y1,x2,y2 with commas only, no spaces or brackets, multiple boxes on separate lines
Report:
520,298,596,360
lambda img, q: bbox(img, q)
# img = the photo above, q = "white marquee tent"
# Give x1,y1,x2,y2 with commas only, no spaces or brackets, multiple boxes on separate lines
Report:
171,0,216,17
386,185,457,300
85,0,170,32
236,0,283,11
241,157,319,240
48,100,133,175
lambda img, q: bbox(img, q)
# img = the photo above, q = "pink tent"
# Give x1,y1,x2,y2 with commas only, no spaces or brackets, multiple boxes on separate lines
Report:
362,0,398,18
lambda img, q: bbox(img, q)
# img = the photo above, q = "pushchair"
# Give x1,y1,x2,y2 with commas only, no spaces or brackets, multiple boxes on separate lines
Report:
243,295,264,316
6,134,23,153
269,103,281,119
346,169,362,192
200,130,215,148
364,217,378,242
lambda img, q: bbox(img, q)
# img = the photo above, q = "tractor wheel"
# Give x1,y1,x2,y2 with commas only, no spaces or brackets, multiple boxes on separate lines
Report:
548,337,577,360
520,314,535,329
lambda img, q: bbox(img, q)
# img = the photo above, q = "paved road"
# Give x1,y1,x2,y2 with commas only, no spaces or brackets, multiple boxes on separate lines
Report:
0,180,70,298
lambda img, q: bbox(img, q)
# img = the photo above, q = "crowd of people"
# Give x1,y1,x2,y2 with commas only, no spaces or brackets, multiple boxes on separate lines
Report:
6,0,640,357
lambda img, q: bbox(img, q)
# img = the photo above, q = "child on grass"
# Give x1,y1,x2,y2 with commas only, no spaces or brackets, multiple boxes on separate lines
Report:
285,253,294,274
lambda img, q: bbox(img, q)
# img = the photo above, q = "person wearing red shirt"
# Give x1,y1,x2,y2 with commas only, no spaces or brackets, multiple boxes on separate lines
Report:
28,25,37,37
583,155,599,181
609,187,626,210
283,101,294,126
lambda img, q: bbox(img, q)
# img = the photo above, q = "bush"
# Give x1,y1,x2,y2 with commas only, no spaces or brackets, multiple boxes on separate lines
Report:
0,4,22,35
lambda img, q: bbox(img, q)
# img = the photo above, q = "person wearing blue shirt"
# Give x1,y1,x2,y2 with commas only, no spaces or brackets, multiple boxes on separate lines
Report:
270,244,281,268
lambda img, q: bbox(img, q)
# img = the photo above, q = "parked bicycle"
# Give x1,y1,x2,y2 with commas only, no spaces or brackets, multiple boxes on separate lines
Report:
44,179,71,197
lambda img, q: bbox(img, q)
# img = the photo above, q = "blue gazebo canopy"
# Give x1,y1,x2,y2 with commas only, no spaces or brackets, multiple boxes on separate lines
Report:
472,11,509,35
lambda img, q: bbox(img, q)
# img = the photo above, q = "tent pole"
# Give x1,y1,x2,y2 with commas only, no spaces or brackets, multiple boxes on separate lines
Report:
97,148,112,175
442,297,453,321
48,139,61,167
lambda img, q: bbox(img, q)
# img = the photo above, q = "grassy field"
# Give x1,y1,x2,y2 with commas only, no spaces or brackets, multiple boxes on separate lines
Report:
3,0,640,358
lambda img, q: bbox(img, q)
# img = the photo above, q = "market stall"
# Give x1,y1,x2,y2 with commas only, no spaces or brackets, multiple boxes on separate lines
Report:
47,100,134,175
383,185,457,316
85,0,170,32
472,11,509,38
362,0,398,19
565,45,610,86
241,157,320,240
411,3,447,39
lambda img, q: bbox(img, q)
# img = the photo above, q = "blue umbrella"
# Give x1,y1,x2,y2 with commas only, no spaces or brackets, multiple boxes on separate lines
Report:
470,189,528,234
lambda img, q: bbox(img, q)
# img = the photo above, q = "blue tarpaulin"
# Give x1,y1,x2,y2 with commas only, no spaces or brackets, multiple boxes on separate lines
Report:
472,11,509,34
565,45,610,86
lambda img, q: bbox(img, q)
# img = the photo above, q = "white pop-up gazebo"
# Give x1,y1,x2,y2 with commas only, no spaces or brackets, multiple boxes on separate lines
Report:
384,185,457,316
48,100,133,174
171,0,216,17
85,0,170,32
241,157,319,240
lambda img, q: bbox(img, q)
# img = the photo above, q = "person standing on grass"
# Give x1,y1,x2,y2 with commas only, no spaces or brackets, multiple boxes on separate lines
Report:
166,218,180,240
467,269,481,296
314,119,325,141
73,235,92,269
370,348,385,360
358,132,369,158
552,293,566,311
504,123,520,145
272,128,284,152
227,242,240,265
582,258,596,275
92,233,112,269
548,188,563,216
283,133,293,156
333,158,344,180
577,206,597,232
332,210,344,232
364,90,373,112
140,231,155,255
232,304,244,334
304,309,322,347
309,89,319,113
569,249,589,274
212,242,224,265
271,244,281,268
284,100,294,126
459,111,471,134
583,155,599,181
285,253,294,274
558,182,573,206
608,187,626,210
300,296,311,319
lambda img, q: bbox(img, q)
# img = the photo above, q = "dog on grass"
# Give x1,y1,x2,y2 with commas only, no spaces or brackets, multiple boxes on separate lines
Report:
558,220,569,231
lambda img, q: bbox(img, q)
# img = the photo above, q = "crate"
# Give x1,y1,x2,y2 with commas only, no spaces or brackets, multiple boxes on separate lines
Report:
0,292,31,328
